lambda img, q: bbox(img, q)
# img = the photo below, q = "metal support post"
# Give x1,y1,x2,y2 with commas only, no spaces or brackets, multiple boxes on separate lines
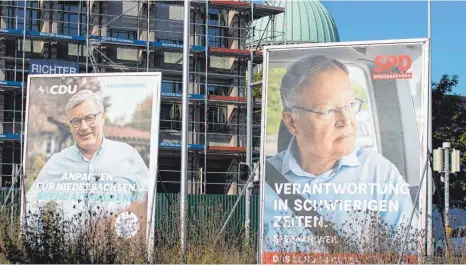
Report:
426,0,433,257
245,60,253,240
19,0,27,226
433,142,462,259
86,0,90,72
443,142,451,258
203,0,208,195
146,0,150,72
398,154,430,264
10,172,16,231
216,163,259,243
180,0,191,257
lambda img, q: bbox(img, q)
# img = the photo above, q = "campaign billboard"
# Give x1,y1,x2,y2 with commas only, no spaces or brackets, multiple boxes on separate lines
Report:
22,72,161,241
259,39,430,264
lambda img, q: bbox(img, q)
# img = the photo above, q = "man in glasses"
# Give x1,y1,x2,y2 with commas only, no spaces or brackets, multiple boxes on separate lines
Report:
262,55,418,259
27,89,149,237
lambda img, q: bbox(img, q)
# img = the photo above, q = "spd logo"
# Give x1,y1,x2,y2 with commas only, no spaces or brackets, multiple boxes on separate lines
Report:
372,55,412,80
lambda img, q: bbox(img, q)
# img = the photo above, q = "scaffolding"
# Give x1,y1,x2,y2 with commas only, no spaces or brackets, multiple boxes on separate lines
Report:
0,0,283,197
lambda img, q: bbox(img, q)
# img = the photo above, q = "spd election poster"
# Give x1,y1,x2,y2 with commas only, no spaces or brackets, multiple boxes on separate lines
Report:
259,39,429,264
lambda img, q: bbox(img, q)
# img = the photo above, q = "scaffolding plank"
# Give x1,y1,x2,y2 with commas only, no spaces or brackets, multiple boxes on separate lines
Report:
252,3,285,19
209,47,251,57
208,95,247,102
209,146,246,152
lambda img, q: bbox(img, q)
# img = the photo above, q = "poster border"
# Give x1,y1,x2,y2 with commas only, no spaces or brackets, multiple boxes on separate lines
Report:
258,38,430,263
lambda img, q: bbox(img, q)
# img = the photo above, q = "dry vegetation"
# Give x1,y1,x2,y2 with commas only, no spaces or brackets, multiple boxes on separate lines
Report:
0,201,256,264
1,203,465,264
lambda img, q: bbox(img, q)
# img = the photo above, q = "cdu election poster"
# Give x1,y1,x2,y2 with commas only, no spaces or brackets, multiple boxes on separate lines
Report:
22,72,161,241
259,39,430,264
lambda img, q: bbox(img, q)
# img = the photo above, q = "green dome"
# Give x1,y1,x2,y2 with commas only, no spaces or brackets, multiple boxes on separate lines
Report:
253,0,340,44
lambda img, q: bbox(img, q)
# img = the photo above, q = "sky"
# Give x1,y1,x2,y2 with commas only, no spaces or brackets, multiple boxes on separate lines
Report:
322,1,466,95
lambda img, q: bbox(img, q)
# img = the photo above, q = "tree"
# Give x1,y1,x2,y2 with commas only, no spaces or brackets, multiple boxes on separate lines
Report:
252,70,263,99
432,74,466,208
127,95,153,132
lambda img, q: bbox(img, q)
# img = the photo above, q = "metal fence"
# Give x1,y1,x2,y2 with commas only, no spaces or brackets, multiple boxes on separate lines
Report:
0,188,21,219
0,190,261,244
154,193,260,244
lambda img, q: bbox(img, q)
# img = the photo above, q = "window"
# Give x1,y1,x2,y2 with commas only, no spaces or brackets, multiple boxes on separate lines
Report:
205,8,228,48
107,28,137,40
162,81,182,94
347,64,378,152
5,39,16,57
4,62,25,82
116,47,137,61
57,1,80,36
56,43,69,60
208,106,228,133
68,43,79,56
79,2,87,36
208,85,229,96
208,9,228,27
210,56,231,69
27,1,40,31
160,103,181,130
169,5,183,20
164,52,183,65
6,1,24,29
207,27,227,48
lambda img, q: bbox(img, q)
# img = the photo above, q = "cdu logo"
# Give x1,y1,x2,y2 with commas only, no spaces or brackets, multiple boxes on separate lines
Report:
37,84,78,95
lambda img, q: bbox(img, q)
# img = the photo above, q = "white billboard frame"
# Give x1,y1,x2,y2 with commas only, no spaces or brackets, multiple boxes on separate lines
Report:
21,71,162,252
258,38,431,263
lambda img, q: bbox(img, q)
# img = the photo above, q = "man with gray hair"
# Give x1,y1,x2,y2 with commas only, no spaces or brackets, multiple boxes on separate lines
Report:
27,89,149,236
262,55,419,258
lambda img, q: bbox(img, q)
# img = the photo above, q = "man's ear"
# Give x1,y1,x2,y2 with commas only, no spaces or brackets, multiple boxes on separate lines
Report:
101,112,106,125
282,110,298,136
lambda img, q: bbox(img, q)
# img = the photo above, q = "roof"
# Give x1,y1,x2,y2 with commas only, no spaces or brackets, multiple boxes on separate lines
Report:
104,126,151,141
252,0,340,45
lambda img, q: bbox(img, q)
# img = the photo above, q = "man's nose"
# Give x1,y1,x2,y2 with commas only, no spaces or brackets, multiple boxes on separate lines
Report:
78,120,90,130
335,108,352,127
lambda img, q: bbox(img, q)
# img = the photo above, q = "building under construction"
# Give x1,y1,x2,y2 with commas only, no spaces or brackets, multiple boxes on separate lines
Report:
0,0,285,195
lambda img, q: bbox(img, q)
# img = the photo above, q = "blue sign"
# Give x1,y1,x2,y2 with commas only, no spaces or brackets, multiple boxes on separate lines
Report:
98,36,147,46
160,143,205,150
0,81,22,87
0,134,21,140
0,28,23,35
161,93,205,100
152,41,206,52
30,60,79,75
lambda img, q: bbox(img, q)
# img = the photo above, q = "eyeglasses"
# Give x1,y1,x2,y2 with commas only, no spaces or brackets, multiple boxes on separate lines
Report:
292,98,364,121
69,112,101,128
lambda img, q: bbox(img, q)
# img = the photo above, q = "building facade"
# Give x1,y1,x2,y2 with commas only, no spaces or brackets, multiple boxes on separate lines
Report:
0,0,284,194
